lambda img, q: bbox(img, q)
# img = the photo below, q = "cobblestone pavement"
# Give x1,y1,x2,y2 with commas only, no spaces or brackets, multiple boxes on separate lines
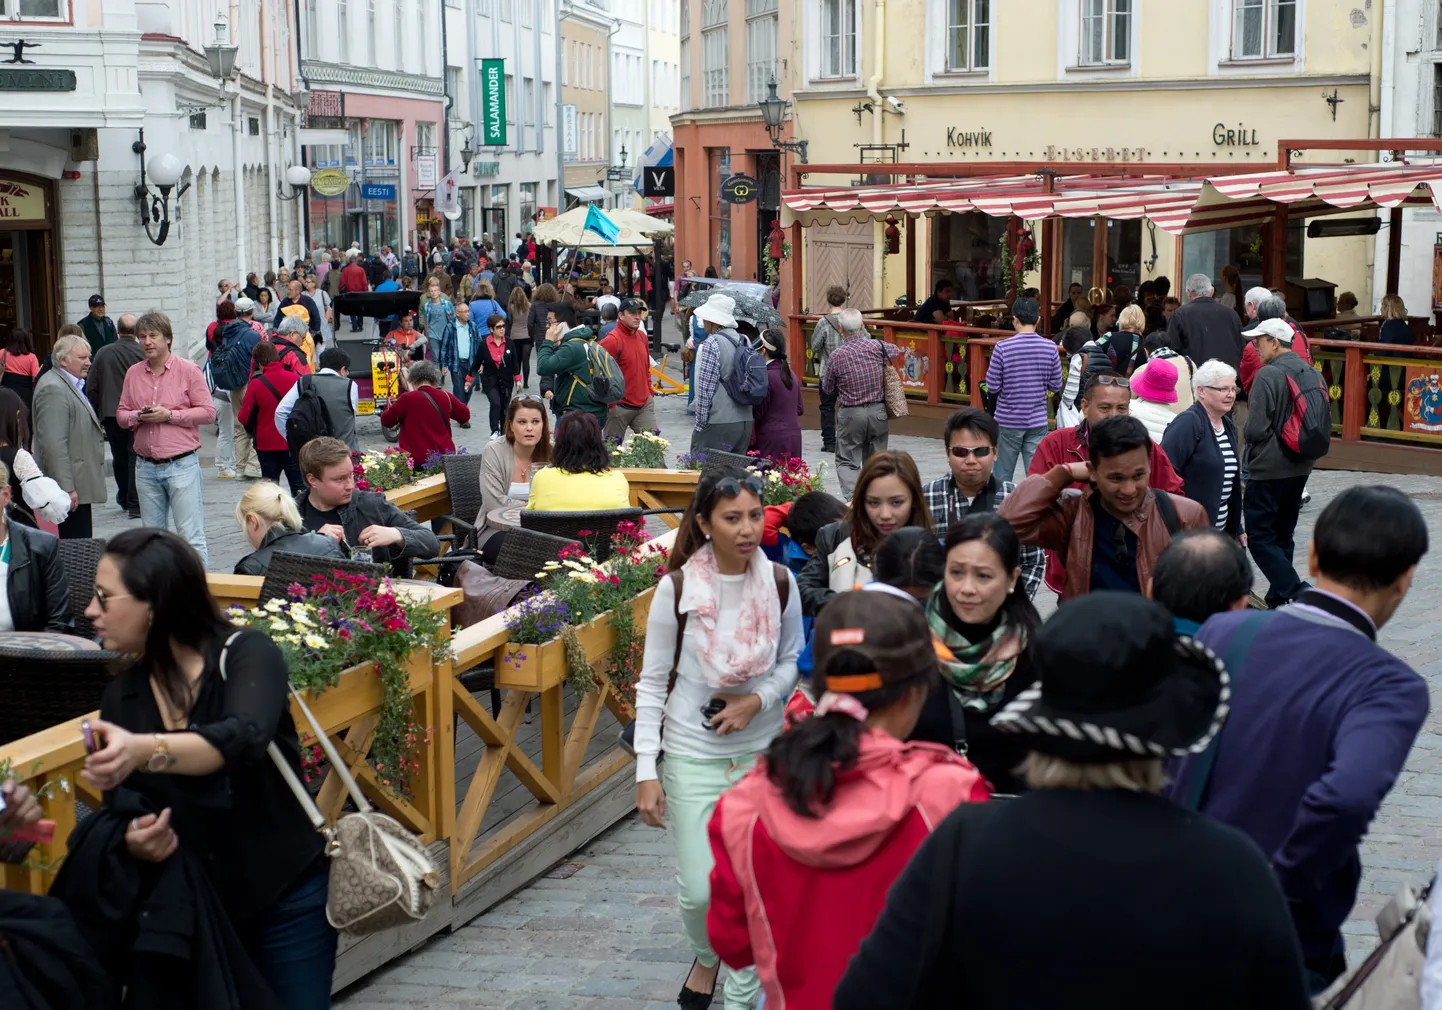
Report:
84,323,1442,1006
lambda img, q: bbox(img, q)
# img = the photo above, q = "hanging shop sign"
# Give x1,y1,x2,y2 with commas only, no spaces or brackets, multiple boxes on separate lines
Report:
310,169,351,197
642,166,675,197
720,173,760,205
362,183,396,200
415,154,436,188
481,58,506,146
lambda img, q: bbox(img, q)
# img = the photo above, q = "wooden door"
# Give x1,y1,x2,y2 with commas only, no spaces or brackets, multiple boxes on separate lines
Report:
806,219,874,310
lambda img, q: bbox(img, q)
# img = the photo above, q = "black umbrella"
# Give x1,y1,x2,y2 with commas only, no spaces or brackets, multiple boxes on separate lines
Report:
679,290,783,328
332,291,424,320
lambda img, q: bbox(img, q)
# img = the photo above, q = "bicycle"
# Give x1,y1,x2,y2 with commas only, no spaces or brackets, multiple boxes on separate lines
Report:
650,342,687,396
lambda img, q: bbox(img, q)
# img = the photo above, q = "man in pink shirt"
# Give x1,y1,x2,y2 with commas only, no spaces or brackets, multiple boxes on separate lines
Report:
117,311,217,567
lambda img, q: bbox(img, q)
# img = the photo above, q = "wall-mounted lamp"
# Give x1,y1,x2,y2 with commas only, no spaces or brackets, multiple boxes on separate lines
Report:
758,78,807,164
605,144,629,181
460,139,475,173
277,164,312,201
133,128,184,246
205,11,239,83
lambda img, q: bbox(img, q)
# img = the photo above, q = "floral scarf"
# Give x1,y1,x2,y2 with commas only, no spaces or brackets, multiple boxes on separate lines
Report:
925,586,1026,710
678,543,781,689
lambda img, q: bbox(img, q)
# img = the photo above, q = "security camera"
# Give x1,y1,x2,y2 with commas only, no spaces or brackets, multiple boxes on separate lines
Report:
886,96,906,115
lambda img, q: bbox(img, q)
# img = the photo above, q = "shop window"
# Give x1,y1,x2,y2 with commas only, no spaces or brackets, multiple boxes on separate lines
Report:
1231,0,1295,60
1105,220,1141,295
946,0,990,72
747,11,777,103
931,212,1008,301
1181,221,1304,294
820,0,857,78
703,27,728,107
1079,0,1129,66
0,1,67,19
710,148,732,277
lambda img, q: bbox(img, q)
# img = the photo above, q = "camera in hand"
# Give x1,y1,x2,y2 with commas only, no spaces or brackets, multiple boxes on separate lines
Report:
700,698,726,731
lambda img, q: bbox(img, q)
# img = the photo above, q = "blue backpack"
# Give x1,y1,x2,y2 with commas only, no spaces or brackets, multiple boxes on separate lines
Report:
209,321,260,391
717,331,769,406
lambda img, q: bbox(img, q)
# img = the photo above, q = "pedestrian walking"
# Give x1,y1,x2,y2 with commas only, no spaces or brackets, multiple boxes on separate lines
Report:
0,326,39,410
1167,486,1429,995
1056,325,1092,429
599,297,656,443
435,299,479,406
253,287,276,328
273,312,315,374
750,328,803,462
707,590,989,1010
919,513,1041,793
822,308,903,496
633,465,803,1010
303,273,334,347
273,346,360,453
1128,357,1180,443
0,456,72,632
31,333,105,539
837,592,1311,1010
233,479,345,576
1166,273,1247,373
1161,360,1243,536
691,294,760,456
1000,414,1208,602
537,321,612,427
984,297,1063,483
1150,527,1254,635
472,313,521,438
210,301,264,480
86,313,145,518
0,388,69,531
77,293,117,352
277,278,323,343
507,284,534,389
797,450,932,615
237,341,303,494
920,407,1044,595
1240,316,1328,607
340,253,369,331
808,285,848,453
117,311,216,568
381,359,469,463
1240,292,1312,397
467,279,507,341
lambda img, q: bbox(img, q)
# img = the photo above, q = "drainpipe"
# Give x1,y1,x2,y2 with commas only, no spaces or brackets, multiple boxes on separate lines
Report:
867,0,885,308
557,2,567,226
293,0,311,252
442,0,454,243
233,90,247,282
263,0,279,269
1367,0,1393,308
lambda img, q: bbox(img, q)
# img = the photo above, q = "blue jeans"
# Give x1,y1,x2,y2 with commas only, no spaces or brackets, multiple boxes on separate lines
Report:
243,866,337,1010
450,367,472,405
136,453,208,568
994,425,1047,484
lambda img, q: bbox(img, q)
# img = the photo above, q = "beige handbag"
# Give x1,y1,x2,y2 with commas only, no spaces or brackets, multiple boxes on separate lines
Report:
1315,881,1431,1009
221,635,441,936
882,353,909,418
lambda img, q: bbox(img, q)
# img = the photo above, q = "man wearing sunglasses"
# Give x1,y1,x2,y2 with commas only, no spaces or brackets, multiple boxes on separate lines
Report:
922,407,1045,597
1028,370,1185,596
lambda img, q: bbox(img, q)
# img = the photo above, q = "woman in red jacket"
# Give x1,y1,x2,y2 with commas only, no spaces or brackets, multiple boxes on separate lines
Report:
237,341,302,493
707,591,989,1010
380,359,470,464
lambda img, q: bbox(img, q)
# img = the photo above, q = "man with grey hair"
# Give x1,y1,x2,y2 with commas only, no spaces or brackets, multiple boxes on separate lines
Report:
32,332,105,537
274,313,313,373
1241,291,1312,396
1167,271,1246,373
87,311,145,518
822,306,904,495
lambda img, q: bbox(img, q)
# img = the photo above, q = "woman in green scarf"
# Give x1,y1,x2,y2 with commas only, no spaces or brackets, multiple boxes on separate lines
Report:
923,513,1040,794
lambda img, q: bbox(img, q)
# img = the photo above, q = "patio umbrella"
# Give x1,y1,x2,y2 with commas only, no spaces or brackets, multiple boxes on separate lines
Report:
607,207,674,236
680,290,783,328
532,206,656,249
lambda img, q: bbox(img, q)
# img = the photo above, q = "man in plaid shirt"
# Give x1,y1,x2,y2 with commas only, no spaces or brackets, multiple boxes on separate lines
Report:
922,407,1046,598
821,308,903,496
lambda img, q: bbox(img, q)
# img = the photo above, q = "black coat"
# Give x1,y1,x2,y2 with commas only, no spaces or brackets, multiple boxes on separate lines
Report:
1161,402,1242,536
232,525,346,576
5,520,72,633
0,890,112,1010
795,521,855,617
1166,296,1246,373
49,789,282,1009
293,487,440,567
472,337,522,393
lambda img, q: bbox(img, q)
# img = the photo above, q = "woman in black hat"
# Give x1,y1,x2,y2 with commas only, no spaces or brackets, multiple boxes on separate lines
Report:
834,592,1311,1010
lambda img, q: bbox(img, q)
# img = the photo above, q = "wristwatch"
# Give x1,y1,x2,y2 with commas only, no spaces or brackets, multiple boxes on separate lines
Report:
146,734,175,773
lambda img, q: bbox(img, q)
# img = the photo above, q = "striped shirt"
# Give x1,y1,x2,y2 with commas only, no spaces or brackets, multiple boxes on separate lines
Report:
1214,422,1238,530
984,331,1063,429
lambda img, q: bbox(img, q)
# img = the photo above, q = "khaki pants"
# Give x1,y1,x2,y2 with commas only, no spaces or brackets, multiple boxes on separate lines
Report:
230,388,258,475
603,398,659,443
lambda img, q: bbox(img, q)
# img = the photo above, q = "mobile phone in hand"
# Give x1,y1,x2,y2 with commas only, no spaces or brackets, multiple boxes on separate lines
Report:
82,718,96,755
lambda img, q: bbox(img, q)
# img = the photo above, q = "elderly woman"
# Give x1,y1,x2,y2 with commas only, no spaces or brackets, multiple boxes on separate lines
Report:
1161,359,1243,538
1128,357,1179,444
273,312,314,374
379,359,470,464
233,479,345,576
835,593,1311,1010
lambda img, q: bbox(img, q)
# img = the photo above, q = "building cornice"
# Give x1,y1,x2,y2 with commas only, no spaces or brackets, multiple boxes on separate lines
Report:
302,60,444,97
795,72,1371,101
669,106,764,126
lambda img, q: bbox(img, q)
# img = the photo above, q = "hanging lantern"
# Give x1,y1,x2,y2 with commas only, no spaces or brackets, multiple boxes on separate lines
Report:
884,215,901,256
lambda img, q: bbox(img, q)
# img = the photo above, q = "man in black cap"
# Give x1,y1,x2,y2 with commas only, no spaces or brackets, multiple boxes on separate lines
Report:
599,297,655,441
1150,528,1254,636
78,294,117,353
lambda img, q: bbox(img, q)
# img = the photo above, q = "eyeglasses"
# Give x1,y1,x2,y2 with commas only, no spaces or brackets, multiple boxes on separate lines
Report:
92,586,134,612
714,475,765,499
949,445,994,459
1201,385,1239,394
1090,376,1130,390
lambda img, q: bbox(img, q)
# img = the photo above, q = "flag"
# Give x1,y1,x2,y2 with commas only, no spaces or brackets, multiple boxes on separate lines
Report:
583,204,620,245
436,170,461,216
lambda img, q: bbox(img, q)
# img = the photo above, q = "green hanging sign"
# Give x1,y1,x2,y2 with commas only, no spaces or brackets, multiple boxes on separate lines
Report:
481,59,506,147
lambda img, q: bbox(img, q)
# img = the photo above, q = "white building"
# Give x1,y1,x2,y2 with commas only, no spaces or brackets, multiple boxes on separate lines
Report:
0,1,302,361
638,0,678,210
609,0,645,209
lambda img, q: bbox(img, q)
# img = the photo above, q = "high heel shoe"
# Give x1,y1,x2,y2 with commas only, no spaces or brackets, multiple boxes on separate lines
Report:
677,958,716,1009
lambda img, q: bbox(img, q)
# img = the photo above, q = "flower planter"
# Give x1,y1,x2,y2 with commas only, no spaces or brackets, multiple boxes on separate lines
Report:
497,587,657,693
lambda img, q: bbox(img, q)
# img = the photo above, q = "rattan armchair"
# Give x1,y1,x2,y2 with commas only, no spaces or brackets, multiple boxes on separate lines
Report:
56,537,105,640
0,646,121,746
435,453,486,551
259,552,387,602
518,507,643,562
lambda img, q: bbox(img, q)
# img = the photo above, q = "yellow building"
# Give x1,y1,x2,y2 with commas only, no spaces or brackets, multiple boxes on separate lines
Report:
785,0,1382,311
562,4,613,208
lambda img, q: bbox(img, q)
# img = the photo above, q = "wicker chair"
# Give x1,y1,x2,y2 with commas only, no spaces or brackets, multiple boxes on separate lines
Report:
56,537,106,640
489,528,578,582
0,646,120,746
699,448,757,475
519,507,643,562
259,552,387,602
436,453,487,551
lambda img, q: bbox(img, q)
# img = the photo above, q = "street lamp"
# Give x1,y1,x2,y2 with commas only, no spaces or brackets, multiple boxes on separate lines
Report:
460,139,475,174
759,77,807,163
204,11,239,83
277,164,312,201
605,144,630,181
133,128,184,246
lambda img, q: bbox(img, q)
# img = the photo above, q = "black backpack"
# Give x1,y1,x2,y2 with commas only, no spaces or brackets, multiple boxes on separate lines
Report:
285,375,335,455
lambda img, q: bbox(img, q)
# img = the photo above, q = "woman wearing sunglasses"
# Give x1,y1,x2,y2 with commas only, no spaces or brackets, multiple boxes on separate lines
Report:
795,450,933,617
633,466,803,1010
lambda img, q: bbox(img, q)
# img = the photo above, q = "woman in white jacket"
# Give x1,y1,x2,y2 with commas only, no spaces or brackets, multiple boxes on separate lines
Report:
633,464,802,1010
1129,356,1181,443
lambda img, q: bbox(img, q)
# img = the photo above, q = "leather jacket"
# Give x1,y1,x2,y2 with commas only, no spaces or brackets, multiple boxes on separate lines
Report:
998,466,1209,603
233,525,347,577
5,519,72,633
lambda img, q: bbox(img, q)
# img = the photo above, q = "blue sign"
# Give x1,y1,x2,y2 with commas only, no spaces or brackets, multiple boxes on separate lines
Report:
362,184,396,201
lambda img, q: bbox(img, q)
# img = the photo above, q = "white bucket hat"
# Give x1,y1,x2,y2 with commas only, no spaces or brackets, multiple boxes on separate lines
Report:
694,292,737,328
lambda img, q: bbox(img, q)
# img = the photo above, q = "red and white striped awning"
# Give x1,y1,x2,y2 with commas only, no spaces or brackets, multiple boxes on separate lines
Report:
780,162,1442,234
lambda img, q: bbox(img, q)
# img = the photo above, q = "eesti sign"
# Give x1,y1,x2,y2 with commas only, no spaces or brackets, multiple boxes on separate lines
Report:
481,58,506,146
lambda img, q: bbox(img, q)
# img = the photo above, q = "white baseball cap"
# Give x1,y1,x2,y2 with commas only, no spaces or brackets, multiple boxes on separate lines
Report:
1241,317,1294,344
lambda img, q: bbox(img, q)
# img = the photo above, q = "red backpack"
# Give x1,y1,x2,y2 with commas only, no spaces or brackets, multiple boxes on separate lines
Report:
1278,364,1331,463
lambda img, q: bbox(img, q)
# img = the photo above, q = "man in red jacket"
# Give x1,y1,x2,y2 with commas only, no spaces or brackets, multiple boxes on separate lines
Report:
1029,369,1185,595
1239,290,1312,395
339,253,370,332
599,297,655,442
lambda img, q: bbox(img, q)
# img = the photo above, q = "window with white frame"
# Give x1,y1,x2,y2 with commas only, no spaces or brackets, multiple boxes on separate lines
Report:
416,121,436,154
304,0,320,54
1433,64,1442,136
945,0,989,71
544,83,553,123
1232,0,1296,60
702,0,725,27
681,0,689,35
523,77,536,124
500,0,513,21
364,121,398,165
0,0,68,19
394,0,404,55
703,26,728,107
680,37,691,110
478,0,491,13
1079,0,1129,65
520,0,532,27
366,0,377,64
338,0,350,62
820,0,858,78
747,8,777,103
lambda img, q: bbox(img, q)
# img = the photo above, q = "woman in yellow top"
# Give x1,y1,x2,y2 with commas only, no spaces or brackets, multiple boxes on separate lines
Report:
527,411,631,511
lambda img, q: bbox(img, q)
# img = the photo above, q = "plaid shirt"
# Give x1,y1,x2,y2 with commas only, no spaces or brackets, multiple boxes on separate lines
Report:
821,334,902,408
922,473,1047,599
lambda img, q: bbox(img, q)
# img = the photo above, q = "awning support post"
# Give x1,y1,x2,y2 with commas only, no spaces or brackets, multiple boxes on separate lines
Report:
1040,217,1055,334
1387,205,1404,297
905,213,916,308
1264,205,1288,290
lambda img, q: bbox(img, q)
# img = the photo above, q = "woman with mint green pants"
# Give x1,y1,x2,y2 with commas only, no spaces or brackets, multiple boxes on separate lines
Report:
631,470,804,1010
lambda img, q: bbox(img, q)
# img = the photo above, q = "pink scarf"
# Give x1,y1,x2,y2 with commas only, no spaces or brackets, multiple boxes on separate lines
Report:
678,544,781,689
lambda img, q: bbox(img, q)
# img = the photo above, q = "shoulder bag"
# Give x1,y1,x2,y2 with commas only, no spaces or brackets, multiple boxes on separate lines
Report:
881,344,910,419
220,633,440,936
1315,880,1431,1009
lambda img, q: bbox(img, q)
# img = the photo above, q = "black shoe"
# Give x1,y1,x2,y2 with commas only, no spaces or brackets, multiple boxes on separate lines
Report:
127,508,142,520
676,960,715,1009
459,421,471,429
822,442,837,453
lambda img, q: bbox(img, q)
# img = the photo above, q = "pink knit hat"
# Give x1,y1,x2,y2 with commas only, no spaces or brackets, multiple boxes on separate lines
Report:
1132,358,1178,404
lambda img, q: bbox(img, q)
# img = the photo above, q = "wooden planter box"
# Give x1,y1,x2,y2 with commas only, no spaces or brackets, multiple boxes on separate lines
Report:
497,587,657,692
